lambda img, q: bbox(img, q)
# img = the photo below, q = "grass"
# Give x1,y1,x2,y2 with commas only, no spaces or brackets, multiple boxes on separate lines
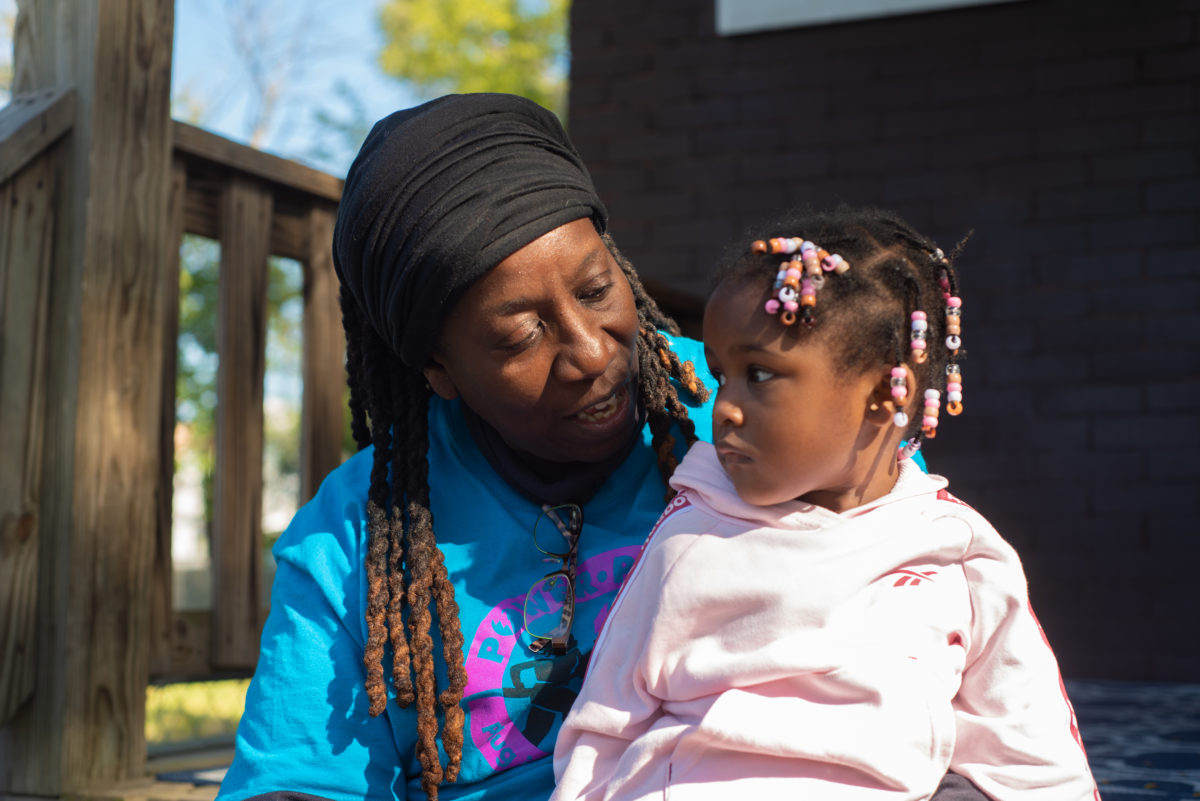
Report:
146,679,251,746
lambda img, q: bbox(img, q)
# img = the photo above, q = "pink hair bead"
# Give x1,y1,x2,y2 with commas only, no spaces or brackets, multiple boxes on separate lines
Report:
923,416,938,427
802,250,820,274
891,386,907,399
947,296,962,308
783,300,799,312
911,339,927,351
765,299,780,314
912,311,927,321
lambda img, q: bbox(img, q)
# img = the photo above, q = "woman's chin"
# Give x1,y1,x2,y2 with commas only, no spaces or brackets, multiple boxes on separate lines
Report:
553,388,639,463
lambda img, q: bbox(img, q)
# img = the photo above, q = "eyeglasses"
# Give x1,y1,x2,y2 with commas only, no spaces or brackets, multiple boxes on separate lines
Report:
524,503,582,655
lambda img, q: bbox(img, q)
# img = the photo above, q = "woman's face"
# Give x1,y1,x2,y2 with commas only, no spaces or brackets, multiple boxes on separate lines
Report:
424,218,641,463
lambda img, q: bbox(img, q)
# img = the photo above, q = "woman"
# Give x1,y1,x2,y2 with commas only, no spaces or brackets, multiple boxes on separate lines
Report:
216,93,987,801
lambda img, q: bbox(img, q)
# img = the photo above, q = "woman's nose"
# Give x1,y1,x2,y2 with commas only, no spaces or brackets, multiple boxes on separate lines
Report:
555,310,612,381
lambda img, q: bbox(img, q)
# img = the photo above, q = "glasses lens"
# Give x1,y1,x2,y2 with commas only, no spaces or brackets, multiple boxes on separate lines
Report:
533,504,581,557
524,573,574,639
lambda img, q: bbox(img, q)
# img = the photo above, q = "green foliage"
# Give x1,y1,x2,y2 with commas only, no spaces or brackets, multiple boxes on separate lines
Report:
175,236,305,542
0,6,12,99
378,0,569,118
146,679,251,744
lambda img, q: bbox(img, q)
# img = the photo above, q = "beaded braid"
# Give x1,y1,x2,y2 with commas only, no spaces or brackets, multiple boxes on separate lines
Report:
715,206,967,454
338,230,708,799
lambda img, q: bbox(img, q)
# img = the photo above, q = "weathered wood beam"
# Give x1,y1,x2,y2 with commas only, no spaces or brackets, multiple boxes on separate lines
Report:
0,87,76,185
172,120,344,204
149,159,188,681
0,0,176,793
211,175,273,670
301,203,346,503
0,151,56,729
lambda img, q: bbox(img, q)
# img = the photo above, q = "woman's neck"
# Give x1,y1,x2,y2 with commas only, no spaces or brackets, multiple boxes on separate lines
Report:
460,401,643,506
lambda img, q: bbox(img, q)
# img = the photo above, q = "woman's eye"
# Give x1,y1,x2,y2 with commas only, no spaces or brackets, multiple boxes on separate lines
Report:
580,282,613,302
500,322,542,351
748,366,774,383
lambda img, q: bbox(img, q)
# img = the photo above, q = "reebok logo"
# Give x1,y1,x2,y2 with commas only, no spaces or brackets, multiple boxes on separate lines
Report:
887,569,938,587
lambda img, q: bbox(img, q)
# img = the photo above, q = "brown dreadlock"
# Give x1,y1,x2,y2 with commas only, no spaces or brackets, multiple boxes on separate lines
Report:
341,233,708,799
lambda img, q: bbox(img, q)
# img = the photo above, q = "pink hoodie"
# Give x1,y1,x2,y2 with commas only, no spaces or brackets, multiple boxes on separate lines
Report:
551,443,1097,801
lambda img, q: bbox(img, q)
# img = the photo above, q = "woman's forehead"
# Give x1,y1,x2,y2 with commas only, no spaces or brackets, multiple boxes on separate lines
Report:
453,218,610,317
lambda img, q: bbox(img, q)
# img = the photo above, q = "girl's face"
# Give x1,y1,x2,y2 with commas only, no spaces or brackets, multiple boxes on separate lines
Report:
702,276,900,512
424,218,641,463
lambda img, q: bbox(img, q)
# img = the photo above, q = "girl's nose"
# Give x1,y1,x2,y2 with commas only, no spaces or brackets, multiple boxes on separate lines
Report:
713,395,743,428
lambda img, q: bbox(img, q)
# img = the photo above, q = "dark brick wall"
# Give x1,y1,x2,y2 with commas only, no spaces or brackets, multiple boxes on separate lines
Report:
569,0,1200,681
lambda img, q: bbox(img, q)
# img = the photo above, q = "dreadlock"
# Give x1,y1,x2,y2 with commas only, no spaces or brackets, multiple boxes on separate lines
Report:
714,205,968,446
340,233,708,800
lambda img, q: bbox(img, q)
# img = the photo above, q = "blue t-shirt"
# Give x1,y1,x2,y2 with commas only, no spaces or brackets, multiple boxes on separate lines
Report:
218,336,714,801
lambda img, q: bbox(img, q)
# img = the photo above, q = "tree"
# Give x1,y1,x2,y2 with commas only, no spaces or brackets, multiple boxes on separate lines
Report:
378,0,569,118
0,3,13,101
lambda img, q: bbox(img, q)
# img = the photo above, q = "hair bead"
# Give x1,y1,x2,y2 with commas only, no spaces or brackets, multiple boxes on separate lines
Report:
891,366,909,428
946,363,964,416
755,235,851,327
921,388,941,439
910,311,929,364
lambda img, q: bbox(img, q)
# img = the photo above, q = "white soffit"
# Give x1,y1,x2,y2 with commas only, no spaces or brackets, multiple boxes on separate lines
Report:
716,0,1025,36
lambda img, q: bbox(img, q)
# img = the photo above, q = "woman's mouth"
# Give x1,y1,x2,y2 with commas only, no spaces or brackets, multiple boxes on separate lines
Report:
571,386,628,423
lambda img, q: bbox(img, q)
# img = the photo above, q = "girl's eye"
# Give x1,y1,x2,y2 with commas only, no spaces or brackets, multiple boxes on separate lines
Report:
748,366,774,383
708,368,726,388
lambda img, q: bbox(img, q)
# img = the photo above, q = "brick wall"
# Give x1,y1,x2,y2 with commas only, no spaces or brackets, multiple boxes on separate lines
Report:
569,0,1200,681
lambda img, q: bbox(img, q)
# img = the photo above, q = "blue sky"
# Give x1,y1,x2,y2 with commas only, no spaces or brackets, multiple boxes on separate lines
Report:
172,0,416,175
0,0,413,175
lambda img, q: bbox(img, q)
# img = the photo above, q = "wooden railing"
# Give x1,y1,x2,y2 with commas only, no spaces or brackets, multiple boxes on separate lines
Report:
0,86,76,731
1,89,346,744
150,122,346,681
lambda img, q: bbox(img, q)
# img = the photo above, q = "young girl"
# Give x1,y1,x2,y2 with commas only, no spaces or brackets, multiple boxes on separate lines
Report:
550,207,1098,801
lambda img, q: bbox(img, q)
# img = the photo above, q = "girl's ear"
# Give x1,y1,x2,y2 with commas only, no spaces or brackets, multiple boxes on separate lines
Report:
423,357,459,400
867,364,916,428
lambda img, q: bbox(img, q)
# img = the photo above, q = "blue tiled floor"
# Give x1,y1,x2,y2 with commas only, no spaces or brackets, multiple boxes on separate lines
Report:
160,679,1200,797
1068,679,1200,800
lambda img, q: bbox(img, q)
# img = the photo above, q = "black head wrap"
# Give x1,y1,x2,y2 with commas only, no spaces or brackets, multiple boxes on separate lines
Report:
333,93,608,368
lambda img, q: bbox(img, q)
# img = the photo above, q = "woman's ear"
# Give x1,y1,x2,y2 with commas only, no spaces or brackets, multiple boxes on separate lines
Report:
423,358,459,400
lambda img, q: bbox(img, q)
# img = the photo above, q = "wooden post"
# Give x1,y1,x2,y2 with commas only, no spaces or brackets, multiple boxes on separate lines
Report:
301,203,346,503
1,0,175,793
211,175,273,669
0,145,56,732
149,159,188,680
